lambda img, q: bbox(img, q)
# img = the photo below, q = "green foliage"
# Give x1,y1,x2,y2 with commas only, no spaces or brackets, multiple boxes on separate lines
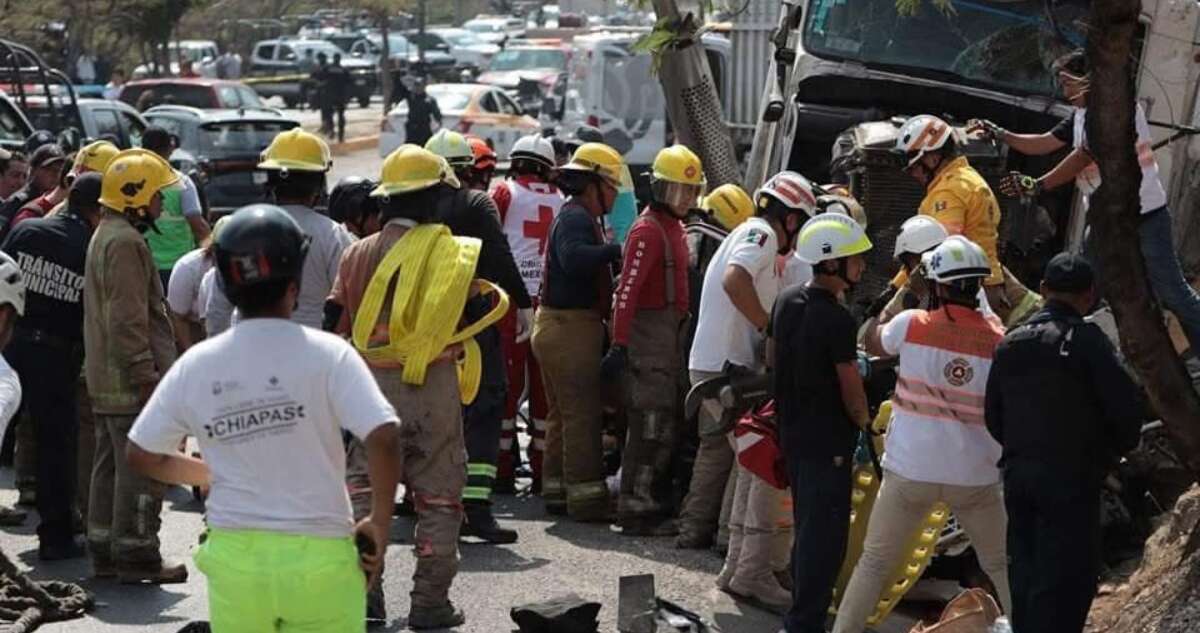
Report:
631,14,714,74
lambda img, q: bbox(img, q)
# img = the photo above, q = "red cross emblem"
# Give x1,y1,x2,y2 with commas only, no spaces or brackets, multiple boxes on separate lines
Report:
523,204,556,254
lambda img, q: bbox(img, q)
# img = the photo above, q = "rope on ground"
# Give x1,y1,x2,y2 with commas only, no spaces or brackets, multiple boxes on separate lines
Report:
0,548,92,632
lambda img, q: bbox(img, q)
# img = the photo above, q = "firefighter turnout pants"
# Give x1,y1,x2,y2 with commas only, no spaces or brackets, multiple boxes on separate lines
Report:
6,335,83,548
463,296,507,507
1004,463,1101,633
89,414,166,567
722,454,793,587
531,307,608,520
498,305,549,486
832,470,1011,633
618,308,685,523
372,361,466,610
678,370,737,544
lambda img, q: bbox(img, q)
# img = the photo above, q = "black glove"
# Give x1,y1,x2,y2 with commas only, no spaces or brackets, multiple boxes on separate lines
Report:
600,345,628,383
998,171,1041,199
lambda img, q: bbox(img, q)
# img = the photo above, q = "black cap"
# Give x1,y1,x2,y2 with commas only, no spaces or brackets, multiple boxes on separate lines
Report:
29,144,65,169
1043,252,1095,293
68,172,103,209
142,126,173,154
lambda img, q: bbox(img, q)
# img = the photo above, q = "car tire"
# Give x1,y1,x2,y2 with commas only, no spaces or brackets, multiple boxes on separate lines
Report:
358,93,370,109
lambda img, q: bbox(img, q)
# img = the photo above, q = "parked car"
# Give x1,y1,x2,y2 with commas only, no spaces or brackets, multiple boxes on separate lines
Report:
132,40,220,78
348,33,456,80
249,38,377,108
422,28,501,74
0,92,34,152
462,16,526,45
379,83,539,157
20,97,146,149
142,105,300,215
477,44,569,114
118,78,264,111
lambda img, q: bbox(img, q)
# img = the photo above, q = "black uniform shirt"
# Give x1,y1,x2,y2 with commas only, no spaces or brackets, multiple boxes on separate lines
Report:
985,300,1143,479
405,94,442,131
771,284,859,460
540,202,620,312
434,186,533,309
0,210,91,341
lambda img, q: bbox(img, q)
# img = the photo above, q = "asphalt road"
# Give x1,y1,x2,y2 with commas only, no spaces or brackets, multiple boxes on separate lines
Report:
0,145,939,633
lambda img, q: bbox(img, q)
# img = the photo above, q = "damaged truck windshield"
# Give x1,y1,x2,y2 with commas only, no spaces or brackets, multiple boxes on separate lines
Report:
804,0,1080,96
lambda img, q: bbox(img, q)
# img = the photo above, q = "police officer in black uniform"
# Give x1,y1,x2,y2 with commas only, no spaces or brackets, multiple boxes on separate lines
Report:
985,253,1143,633
1,172,104,560
403,79,442,147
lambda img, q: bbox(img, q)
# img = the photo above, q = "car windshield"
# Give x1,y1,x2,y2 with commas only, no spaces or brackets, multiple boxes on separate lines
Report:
426,87,474,112
803,0,1089,96
120,84,217,109
440,32,484,47
0,101,32,144
369,35,413,55
488,49,565,72
199,120,298,159
466,22,505,33
22,103,81,133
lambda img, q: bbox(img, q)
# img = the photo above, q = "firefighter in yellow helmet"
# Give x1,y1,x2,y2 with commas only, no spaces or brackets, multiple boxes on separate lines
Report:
83,149,186,583
530,142,625,521
601,144,702,535
206,128,352,336
328,144,506,629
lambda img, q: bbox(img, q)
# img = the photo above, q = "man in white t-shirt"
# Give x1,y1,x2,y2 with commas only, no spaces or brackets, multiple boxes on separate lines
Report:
676,171,819,549
127,205,401,632
975,49,1200,355
835,237,1011,633
0,252,24,449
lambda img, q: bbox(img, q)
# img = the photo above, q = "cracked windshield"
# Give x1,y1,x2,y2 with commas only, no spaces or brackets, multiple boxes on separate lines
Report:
804,0,1087,96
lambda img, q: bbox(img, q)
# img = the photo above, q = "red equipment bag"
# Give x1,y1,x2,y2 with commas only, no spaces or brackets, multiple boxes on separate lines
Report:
733,400,788,489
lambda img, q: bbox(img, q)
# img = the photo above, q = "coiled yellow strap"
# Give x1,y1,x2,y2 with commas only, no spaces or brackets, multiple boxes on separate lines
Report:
351,223,510,404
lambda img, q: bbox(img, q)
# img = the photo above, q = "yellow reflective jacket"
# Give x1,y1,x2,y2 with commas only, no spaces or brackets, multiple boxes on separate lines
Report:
918,156,1003,285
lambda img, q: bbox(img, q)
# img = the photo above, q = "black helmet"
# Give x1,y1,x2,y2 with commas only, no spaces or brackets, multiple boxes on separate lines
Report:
215,204,311,303
24,130,56,154
327,176,378,224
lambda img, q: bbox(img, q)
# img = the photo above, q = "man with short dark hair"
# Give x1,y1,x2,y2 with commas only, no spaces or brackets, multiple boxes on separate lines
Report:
985,252,1142,633
0,144,64,243
142,126,210,289
2,173,105,560
0,150,28,202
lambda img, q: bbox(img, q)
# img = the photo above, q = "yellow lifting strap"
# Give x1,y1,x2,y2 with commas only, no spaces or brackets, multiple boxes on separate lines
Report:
351,223,510,404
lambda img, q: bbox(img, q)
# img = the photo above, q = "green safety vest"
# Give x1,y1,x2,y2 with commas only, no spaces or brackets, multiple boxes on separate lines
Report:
145,177,196,271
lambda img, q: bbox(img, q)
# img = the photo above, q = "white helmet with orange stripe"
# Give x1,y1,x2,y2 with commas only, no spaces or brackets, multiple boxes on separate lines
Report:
755,171,818,218
897,114,959,169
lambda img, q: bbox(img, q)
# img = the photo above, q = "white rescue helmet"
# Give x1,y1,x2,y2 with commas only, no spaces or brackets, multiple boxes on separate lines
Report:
756,171,819,218
795,213,873,265
922,235,991,284
894,215,949,259
509,134,556,169
0,252,25,316
896,114,957,168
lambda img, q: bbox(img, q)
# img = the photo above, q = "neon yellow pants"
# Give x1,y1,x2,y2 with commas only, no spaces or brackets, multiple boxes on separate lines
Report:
194,528,366,633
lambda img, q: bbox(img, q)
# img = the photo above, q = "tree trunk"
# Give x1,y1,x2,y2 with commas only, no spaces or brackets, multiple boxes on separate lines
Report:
649,0,742,188
1089,0,1200,479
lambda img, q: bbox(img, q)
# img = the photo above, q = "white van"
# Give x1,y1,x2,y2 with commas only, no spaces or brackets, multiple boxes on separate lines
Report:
558,30,731,169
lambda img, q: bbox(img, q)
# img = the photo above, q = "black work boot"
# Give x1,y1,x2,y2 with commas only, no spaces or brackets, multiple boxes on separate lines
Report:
461,504,518,544
408,602,466,630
